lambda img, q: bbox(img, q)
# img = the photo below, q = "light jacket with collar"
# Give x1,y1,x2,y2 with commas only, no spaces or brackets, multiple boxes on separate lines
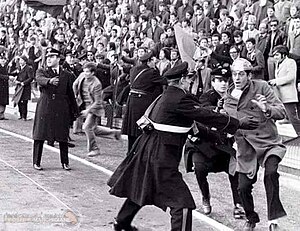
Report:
274,57,298,103
72,73,104,117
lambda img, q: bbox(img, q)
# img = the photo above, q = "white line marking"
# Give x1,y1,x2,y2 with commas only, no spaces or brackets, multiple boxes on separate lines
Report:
0,128,233,231
0,158,75,213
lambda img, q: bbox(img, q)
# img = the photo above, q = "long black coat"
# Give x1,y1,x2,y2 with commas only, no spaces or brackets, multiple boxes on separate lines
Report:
121,64,166,137
0,64,9,105
32,67,78,142
16,65,34,101
108,86,240,210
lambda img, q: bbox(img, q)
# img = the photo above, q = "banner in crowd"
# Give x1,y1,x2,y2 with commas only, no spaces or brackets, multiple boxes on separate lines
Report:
24,0,66,17
174,24,196,71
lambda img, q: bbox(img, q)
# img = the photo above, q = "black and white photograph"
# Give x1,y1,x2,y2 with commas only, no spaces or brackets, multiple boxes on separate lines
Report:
0,0,300,230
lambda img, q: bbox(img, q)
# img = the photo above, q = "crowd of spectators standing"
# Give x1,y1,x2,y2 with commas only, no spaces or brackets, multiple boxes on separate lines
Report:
0,0,300,126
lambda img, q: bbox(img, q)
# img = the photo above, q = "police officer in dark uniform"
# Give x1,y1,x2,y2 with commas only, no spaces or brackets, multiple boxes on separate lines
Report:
62,49,82,82
121,51,166,152
32,48,78,171
108,62,258,231
184,67,245,218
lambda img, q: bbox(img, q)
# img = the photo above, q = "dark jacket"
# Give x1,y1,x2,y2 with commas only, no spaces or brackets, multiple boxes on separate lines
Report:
147,26,164,43
32,67,78,142
191,15,210,34
62,61,82,82
16,64,34,101
108,86,240,210
208,4,227,19
184,89,236,172
265,30,286,56
0,64,9,105
121,64,166,137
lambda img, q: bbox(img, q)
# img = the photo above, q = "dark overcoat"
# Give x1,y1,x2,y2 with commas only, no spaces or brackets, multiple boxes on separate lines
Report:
16,65,34,101
184,89,236,172
0,64,9,105
121,64,166,137
108,86,240,211
32,67,78,142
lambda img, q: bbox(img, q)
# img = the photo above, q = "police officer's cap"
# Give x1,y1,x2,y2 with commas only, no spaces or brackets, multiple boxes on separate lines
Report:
46,48,61,57
140,51,153,62
211,67,231,81
65,49,75,57
163,61,189,80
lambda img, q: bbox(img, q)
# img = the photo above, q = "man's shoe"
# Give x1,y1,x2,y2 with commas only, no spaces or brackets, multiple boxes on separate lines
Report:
0,117,8,120
113,220,138,231
233,203,245,219
269,223,279,231
62,164,71,171
202,197,212,215
87,150,101,157
243,220,256,231
67,142,75,148
33,164,43,170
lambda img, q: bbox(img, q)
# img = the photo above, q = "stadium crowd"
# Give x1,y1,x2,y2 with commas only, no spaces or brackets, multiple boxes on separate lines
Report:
0,0,299,230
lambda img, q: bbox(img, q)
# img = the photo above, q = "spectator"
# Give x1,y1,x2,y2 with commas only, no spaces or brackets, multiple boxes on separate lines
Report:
156,47,171,76
287,16,300,56
242,15,259,43
253,0,274,28
245,37,265,80
191,6,210,34
14,55,34,121
266,19,286,80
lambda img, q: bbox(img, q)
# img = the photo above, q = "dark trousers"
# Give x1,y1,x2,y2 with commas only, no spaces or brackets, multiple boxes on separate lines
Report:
283,102,300,135
116,199,193,231
33,140,69,166
18,100,28,119
194,157,240,205
238,155,286,223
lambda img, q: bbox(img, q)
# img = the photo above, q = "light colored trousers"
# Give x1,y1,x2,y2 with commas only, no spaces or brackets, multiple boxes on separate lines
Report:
74,113,117,152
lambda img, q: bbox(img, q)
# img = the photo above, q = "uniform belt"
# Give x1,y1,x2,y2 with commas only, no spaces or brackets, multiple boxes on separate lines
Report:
44,93,67,100
129,89,148,95
148,118,193,133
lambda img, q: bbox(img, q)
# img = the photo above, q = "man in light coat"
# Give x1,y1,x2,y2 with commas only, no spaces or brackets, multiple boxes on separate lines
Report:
268,45,300,135
224,58,287,231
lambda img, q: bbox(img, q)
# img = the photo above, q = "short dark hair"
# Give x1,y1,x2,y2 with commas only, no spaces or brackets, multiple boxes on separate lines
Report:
246,37,256,45
270,18,279,25
83,62,97,73
230,45,240,53
233,30,243,38
212,33,221,41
